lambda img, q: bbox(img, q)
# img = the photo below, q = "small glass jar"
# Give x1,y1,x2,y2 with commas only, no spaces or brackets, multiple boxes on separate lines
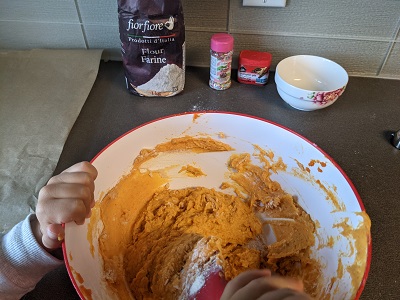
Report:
209,33,234,90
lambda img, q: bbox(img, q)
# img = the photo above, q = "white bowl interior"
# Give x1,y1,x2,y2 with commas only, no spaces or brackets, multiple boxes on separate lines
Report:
63,112,370,300
276,55,348,91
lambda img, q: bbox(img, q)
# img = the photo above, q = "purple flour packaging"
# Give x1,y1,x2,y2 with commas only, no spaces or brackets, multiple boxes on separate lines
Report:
118,0,185,97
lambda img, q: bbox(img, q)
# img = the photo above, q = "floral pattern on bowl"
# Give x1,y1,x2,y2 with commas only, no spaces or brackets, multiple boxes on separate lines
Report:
303,86,346,105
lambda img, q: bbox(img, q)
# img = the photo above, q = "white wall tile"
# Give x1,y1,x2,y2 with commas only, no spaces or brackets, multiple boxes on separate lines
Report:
185,31,390,76
380,42,400,79
185,31,214,67
0,0,399,78
0,21,86,49
182,0,229,31
83,24,120,52
230,0,400,40
396,22,400,41
81,23,121,61
0,0,79,23
232,34,389,76
76,0,229,30
76,0,118,25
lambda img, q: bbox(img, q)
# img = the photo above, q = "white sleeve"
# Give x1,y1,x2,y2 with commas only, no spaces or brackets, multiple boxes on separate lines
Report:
0,214,64,300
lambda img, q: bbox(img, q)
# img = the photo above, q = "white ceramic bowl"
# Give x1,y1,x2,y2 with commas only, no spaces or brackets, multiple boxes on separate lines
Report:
275,55,349,111
63,112,370,300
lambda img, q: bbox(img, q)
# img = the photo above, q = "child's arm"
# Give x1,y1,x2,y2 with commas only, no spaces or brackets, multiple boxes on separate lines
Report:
0,162,97,299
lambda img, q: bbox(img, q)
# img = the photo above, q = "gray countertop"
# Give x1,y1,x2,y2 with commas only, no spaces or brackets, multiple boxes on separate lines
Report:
23,61,400,300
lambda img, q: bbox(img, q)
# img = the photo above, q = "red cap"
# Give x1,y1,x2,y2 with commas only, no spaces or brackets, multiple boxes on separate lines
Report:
211,33,234,52
239,50,272,65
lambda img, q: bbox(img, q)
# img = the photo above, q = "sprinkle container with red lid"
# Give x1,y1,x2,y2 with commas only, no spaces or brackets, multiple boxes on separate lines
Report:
209,33,234,90
238,50,272,85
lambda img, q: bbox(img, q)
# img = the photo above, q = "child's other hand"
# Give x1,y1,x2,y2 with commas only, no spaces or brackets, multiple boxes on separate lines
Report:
34,161,98,250
220,269,312,300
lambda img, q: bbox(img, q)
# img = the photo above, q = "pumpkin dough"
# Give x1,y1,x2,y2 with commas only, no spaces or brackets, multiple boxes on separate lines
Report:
94,136,321,299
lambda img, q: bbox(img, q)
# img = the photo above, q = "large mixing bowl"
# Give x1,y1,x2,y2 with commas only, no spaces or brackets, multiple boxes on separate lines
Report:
63,112,370,300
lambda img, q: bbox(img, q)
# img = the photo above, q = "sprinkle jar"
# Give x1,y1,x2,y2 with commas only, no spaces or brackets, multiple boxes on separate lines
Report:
209,33,234,90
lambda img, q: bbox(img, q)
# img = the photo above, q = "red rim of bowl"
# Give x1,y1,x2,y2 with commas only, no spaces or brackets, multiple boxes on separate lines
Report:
62,110,371,300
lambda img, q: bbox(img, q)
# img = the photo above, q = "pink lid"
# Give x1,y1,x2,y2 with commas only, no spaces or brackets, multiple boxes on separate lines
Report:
210,33,234,52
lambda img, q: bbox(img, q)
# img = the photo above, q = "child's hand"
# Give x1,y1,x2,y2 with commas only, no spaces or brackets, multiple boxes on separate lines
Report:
34,161,98,250
220,269,312,300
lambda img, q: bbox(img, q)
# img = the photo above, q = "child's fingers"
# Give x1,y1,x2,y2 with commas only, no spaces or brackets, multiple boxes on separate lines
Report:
47,171,95,194
221,269,272,300
37,197,89,225
42,223,64,249
257,288,312,300
39,178,94,199
37,196,87,250
262,276,304,292
46,170,96,209
44,161,97,212
60,161,98,180
230,276,305,300
38,182,93,215
47,161,97,199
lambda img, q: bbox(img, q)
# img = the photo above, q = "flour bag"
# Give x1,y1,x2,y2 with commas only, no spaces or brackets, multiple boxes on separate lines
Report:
118,0,185,97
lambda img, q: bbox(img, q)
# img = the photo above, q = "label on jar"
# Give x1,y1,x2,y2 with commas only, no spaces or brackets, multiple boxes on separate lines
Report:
210,53,232,84
238,65,269,85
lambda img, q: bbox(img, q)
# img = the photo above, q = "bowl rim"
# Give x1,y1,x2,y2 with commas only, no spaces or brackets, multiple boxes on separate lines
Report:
62,111,371,300
275,55,349,94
